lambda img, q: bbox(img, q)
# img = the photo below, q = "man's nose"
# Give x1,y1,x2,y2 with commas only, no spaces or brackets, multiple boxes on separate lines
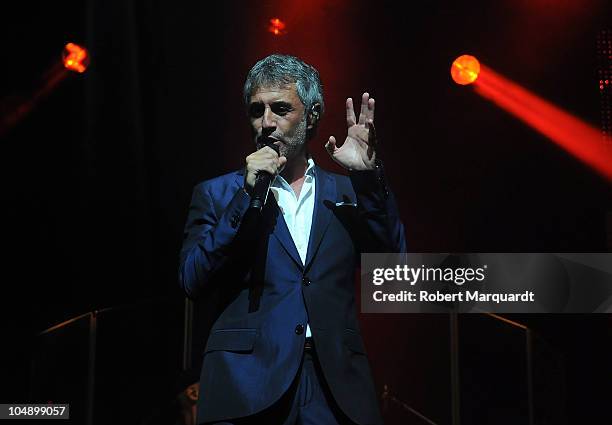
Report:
262,106,276,131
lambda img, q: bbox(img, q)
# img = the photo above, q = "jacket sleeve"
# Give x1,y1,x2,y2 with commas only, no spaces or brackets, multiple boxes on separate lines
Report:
178,181,251,299
349,163,407,253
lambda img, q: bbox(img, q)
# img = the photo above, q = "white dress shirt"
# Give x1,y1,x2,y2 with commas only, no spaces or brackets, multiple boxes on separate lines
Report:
270,157,316,338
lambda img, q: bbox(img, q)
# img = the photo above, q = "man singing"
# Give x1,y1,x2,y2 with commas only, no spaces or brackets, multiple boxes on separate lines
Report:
179,54,406,425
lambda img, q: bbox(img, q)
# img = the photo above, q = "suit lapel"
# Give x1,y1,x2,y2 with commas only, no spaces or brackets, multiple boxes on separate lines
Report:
304,166,336,270
235,167,336,271
268,194,303,269
235,170,303,268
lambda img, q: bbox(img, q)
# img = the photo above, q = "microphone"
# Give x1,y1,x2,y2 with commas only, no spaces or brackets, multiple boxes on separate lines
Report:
249,138,280,211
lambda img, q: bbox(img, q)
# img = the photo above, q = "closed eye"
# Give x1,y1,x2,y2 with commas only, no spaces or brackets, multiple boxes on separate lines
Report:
249,103,264,118
249,101,294,118
271,103,292,115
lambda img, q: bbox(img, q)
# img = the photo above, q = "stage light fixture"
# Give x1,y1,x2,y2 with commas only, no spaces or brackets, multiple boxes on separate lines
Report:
268,18,287,36
1,43,90,136
453,55,612,181
62,43,89,73
451,55,480,85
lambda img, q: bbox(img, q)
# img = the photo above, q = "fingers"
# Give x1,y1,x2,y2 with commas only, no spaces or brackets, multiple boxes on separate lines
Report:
367,97,375,122
244,146,284,190
367,119,378,148
356,92,375,126
248,146,280,172
259,145,279,156
346,98,356,126
367,120,377,160
358,92,369,125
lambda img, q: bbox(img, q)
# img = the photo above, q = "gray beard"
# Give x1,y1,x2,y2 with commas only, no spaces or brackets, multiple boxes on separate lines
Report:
278,117,308,160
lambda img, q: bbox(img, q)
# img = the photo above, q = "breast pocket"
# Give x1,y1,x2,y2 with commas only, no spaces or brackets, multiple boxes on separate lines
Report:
204,328,258,353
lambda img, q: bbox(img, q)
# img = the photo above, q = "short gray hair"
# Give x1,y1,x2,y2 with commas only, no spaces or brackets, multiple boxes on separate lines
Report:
243,54,325,118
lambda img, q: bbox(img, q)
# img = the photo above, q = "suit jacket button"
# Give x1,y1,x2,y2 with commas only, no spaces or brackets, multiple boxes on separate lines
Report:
295,324,304,335
302,277,311,286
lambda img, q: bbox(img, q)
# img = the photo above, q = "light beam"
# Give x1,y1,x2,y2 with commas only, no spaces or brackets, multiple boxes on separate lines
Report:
453,56,612,181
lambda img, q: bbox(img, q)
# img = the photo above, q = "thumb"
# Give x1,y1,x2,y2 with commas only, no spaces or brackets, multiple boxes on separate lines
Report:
278,155,288,172
325,136,337,156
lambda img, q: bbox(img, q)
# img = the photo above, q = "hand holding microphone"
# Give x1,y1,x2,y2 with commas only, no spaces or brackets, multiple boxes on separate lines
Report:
244,139,287,210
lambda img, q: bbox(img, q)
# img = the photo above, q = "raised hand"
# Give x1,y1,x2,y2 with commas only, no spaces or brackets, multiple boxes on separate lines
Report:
325,92,378,171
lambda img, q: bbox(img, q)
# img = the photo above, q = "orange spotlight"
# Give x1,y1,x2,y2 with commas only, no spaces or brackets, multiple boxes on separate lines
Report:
456,58,612,181
451,55,480,85
62,43,89,73
1,43,89,137
268,18,287,36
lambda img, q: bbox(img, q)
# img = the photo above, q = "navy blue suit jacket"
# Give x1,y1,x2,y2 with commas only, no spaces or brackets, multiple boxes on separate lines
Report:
179,164,406,424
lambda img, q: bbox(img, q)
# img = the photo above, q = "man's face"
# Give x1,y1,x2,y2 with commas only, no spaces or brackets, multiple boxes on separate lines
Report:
248,83,308,160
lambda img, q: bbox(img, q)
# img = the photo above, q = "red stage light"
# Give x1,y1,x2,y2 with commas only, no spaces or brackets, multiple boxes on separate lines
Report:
62,43,89,73
459,60,612,181
451,55,480,85
1,43,89,136
268,18,287,36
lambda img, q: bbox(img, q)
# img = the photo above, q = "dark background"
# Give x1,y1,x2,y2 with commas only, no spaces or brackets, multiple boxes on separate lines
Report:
1,0,611,423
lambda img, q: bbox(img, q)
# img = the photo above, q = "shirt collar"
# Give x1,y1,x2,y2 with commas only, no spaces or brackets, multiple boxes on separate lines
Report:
305,157,316,179
273,157,316,188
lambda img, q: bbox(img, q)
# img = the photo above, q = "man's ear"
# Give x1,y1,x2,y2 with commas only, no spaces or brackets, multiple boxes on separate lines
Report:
307,103,321,130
